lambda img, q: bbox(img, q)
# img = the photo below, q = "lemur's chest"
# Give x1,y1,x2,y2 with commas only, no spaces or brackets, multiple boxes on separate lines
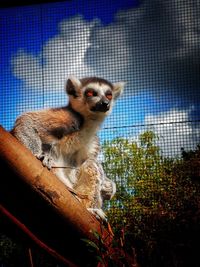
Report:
54,128,98,166
60,130,92,152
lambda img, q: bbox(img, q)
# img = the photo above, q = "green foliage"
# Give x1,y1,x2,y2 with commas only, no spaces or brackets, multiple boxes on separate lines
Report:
82,230,136,267
103,131,200,267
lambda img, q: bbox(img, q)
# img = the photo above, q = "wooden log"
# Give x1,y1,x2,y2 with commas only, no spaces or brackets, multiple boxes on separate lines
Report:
0,125,112,266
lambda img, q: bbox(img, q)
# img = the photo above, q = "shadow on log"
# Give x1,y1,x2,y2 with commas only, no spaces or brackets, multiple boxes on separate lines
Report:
0,125,112,266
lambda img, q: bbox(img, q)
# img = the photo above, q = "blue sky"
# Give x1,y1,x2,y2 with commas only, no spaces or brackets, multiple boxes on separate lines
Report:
0,0,140,128
0,0,199,156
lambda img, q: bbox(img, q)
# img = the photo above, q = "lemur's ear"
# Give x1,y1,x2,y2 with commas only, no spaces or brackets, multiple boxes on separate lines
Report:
66,75,82,97
112,82,125,100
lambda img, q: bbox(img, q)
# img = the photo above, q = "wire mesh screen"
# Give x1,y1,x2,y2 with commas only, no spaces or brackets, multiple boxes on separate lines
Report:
1,1,200,266
1,1,199,154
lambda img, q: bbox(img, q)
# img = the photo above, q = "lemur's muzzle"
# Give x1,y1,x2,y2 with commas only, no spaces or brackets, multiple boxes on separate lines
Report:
91,99,110,112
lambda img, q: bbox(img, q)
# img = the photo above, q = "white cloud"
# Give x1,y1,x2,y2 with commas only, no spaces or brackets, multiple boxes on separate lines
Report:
85,0,200,103
11,1,200,103
85,21,131,83
144,108,200,157
12,50,43,89
12,15,94,94
10,1,200,153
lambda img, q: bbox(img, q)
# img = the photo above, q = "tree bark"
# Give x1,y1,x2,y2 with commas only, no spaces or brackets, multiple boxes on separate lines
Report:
0,125,112,266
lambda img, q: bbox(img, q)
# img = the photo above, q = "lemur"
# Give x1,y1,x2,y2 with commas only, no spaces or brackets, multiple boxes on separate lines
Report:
11,76,125,220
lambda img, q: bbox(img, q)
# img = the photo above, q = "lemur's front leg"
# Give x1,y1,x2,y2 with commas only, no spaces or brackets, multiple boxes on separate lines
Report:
11,116,54,170
94,163,116,200
38,143,54,169
74,159,106,221
101,177,116,200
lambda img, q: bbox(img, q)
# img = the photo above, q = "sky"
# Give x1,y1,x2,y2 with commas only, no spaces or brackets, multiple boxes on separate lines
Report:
0,0,200,157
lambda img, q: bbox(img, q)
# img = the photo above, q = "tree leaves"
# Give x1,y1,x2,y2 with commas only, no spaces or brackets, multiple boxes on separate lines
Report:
102,131,200,267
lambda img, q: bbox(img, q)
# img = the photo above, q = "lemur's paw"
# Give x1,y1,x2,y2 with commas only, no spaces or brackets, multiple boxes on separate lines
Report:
87,208,107,222
101,179,116,200
42,156,54,169
36,153,53,169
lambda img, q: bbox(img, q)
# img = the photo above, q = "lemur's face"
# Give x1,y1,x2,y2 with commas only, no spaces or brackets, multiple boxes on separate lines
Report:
66,76,125,118
83,82,113,113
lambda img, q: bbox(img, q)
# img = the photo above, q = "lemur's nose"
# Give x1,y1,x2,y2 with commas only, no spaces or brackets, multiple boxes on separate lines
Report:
92,98,110,112
99,99,110,112
101,99,109,108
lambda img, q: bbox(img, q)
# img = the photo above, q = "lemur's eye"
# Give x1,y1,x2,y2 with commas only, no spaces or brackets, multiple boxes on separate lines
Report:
86,91,94,97
106,92,112,100
85,89,97,97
